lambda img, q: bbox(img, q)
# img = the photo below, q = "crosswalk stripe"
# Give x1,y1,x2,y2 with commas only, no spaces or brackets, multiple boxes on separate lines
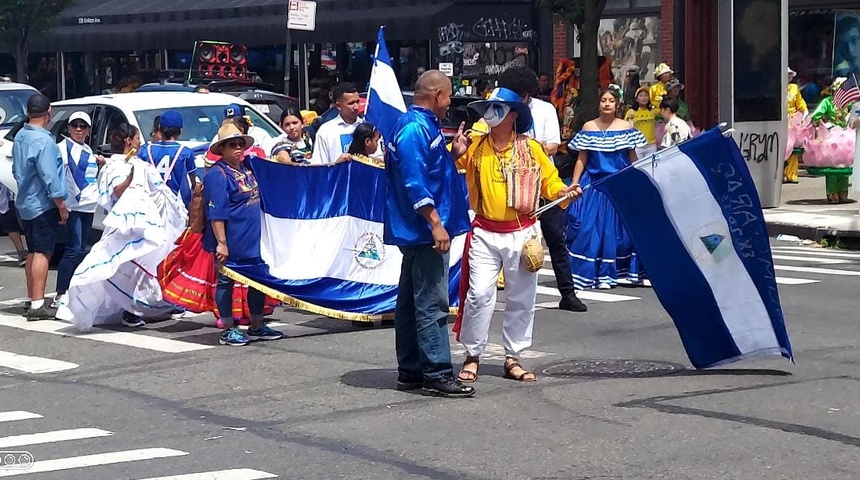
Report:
0,351,78,374
771,254,848,265
137,469,278,480
535,285,639,302
772,247,860,259
0,428,113,449
0,314,213,353
0,448,188,477
775,265,860,276
0,411,42,423
775,277,820,285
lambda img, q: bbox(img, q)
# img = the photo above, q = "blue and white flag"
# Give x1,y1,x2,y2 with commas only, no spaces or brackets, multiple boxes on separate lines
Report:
222,158,464,320
595,128,793,368
366,26,407,142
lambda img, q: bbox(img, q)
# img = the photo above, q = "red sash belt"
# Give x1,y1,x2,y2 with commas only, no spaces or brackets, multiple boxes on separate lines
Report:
453,215,537,340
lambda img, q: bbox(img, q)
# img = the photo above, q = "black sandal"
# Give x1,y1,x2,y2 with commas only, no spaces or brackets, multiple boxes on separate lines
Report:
458,356,480,383
504,359,537,382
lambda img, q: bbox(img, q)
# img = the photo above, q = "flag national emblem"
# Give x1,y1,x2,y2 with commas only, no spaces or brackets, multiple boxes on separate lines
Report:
700,234,725,254
594,128,793,369
833,75,860,110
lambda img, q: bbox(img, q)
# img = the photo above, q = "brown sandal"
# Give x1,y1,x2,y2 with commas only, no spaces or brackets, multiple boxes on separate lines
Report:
504,359,537,382
458,356,480,383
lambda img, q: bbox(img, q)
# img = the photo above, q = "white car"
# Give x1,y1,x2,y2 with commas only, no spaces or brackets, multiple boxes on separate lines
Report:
0,91,283,196
0,82,40,190
0,91,284,234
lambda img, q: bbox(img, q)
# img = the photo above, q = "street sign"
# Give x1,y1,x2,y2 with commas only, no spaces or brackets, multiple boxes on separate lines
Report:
287,0,317,31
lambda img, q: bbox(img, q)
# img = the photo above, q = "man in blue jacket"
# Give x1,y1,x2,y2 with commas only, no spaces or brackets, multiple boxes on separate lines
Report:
384,70,474,398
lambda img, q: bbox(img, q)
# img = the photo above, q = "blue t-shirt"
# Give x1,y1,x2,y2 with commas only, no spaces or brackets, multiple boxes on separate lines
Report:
202,159,262,261
139,141,197,205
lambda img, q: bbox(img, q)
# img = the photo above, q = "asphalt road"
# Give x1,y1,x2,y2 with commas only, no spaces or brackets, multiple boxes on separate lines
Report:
0,237,857,479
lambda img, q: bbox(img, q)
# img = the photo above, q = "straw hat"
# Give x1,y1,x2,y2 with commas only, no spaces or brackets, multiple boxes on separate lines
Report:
209,123,254,156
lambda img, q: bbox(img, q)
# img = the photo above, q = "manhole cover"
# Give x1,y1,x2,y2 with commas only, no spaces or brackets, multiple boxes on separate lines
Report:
542,359,686,378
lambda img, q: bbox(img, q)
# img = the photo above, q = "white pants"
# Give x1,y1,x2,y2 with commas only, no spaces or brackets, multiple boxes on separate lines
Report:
460,224,540,358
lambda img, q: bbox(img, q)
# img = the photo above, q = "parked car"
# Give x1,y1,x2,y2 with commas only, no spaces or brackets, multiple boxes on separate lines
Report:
0,82,40,187
0,92,284,236
135,80,298,124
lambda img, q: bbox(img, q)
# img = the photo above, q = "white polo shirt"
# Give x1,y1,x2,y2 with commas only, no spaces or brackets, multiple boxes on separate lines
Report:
310,115,364,165
526,97,561,147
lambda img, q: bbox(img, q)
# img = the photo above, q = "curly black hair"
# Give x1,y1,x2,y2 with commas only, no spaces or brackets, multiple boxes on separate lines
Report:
497,66,538,98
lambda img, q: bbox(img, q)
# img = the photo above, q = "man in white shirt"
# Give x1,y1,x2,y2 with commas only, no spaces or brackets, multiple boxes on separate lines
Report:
310,82,363,165
498,67,587,313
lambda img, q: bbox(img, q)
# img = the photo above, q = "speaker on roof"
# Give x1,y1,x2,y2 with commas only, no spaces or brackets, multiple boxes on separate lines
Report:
192,41,248,80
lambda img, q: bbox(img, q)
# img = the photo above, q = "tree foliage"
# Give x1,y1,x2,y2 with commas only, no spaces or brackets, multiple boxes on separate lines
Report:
0,0,74,82
539,0,608,131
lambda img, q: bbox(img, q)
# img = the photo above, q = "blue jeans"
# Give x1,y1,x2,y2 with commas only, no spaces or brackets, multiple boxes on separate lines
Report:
394,245,454,381
215,272,264,327
56,211,94,294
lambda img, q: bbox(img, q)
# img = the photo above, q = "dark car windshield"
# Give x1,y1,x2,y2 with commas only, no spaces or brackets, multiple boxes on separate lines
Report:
0,89,36,128
133,105,280,142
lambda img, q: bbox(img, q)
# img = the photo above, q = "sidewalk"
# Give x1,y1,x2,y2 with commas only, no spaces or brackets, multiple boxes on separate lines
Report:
764,171,860,241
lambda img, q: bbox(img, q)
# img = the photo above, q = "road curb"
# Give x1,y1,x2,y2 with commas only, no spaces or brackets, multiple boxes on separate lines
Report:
766,221,860,248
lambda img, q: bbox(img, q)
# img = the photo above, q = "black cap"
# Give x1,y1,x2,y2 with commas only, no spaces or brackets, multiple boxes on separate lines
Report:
26,94,51,116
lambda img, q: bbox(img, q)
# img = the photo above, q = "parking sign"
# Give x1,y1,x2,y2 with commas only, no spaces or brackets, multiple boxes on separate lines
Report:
287,0,317,31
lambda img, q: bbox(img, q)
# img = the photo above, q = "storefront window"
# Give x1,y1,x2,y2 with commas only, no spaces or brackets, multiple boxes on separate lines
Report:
789,10,839,108
598,16,661,84
733,0,782,122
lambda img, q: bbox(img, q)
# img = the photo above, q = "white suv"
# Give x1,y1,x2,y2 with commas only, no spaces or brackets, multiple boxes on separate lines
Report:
0,91,283,196
0,82,40,190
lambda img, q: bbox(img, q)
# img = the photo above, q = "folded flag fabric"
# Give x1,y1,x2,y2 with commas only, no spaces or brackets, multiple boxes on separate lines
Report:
221,158,464,321
594,128,793,368
366,25,407,142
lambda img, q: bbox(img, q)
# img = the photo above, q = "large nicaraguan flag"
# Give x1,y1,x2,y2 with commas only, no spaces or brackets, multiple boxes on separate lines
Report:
365,26,407,142
595,128,793,369
221,157,464,320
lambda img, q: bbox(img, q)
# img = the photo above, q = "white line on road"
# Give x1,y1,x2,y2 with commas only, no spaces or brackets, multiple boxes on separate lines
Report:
771,254,849,264
775,265,860,276
775,277,820,285
0,448,188,477
137,469,278,480
536,285,639,302
0,411,42,423
772,247,860,259
0,314,213,353
0,428,113,449
0,350,78,374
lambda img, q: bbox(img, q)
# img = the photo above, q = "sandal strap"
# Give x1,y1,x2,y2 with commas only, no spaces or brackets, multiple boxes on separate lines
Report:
463,356,480,366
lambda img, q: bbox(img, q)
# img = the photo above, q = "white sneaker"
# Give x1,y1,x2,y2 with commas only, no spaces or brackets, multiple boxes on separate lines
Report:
54,304,74,322
51,294,67,309
597,283,612,290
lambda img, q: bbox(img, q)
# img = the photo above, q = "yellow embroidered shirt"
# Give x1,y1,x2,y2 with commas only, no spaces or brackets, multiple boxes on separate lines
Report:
624,107,660,144
649,81,668,109
456,134,567,221
787,83,807,116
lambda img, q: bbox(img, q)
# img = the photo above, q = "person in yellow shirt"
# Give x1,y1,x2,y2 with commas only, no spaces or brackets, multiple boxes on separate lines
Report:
452,88,580,384
624,86,660,159
785,68,808,183
649,63,673,109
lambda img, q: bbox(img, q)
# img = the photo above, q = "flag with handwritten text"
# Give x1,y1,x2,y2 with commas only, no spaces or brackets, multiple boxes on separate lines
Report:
594,128,793,368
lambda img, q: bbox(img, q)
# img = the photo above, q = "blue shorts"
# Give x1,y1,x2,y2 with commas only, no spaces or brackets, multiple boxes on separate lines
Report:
22,208,64,255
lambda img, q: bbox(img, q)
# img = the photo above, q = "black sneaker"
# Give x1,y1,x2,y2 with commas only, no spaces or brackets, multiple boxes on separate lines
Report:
26,304,58,321
559,294,587,312
396,376,423,391
422,374,475,398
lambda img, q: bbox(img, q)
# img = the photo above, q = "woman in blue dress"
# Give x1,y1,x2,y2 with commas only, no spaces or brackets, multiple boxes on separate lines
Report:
567,87,647,290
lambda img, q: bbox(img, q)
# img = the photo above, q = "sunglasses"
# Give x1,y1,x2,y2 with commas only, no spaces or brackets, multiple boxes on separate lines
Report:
69,122,89,130
225,140,246,149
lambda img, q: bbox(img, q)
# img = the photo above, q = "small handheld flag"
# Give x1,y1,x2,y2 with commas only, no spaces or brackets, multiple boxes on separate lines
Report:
834,74,860,110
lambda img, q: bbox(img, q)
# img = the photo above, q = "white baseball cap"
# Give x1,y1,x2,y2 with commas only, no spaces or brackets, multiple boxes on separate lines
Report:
68,111,92,126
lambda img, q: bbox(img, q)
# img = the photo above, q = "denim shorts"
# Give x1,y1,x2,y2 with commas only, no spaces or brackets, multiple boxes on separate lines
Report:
22,208,64,254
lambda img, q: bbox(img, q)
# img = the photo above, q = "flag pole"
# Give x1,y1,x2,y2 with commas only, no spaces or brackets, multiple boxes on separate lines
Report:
851,74,860,204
